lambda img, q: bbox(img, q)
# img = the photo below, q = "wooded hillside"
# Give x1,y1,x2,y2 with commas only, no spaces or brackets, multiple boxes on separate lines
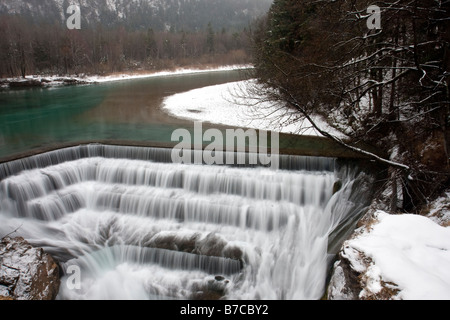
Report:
252,0,449,211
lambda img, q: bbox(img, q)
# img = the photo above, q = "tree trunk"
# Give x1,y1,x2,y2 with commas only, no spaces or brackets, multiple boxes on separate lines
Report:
20,47,26,78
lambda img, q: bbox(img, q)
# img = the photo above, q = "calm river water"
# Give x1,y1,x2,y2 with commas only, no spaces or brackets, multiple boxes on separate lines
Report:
0,70,248,160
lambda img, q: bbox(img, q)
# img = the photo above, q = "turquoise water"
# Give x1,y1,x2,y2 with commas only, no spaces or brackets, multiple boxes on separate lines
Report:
0,70,246,159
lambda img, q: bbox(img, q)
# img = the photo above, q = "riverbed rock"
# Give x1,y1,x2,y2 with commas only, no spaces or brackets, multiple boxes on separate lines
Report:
0,237,60,300
191,276,230,300
9,79,43,88
147,231,244,263
333,180,343,194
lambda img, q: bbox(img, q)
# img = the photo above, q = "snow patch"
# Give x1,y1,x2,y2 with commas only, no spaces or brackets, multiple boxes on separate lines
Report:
0,65,252,88
162,80,347,137
343,210,450,300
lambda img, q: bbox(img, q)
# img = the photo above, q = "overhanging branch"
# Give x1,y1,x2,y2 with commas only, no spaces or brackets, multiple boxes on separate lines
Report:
278,87,411,171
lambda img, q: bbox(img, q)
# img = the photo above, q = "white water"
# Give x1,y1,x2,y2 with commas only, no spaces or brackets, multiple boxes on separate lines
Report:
0,145,371,300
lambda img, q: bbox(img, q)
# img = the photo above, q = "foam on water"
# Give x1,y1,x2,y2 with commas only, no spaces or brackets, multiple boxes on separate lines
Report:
0,145,372,300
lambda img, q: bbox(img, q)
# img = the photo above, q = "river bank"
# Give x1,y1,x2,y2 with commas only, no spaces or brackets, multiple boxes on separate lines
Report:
0,65,252,89
327,188,450,300
1,65,448,300
157,76,450,300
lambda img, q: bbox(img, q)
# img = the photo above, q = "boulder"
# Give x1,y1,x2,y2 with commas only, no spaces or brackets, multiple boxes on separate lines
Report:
9,80,43,88
327,210,401,300
0,237,60,300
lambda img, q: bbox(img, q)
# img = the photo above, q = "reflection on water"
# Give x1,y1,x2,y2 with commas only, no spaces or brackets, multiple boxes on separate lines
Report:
0,70,246,159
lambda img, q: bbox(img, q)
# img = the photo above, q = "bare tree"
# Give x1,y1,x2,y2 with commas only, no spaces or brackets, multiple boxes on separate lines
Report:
251,0,449,211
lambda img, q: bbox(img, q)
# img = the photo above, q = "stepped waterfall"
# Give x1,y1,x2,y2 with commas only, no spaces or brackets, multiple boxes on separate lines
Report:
0,144,373,300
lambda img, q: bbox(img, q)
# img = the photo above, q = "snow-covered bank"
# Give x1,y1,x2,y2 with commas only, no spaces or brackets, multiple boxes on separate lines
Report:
162,80,346,137
90,65,252,83
160,75,450,300
162,78,450,300
0,65,252,88
328,192,450,300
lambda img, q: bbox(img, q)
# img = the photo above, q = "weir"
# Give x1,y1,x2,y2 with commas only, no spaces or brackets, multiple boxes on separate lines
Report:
0,144,374,300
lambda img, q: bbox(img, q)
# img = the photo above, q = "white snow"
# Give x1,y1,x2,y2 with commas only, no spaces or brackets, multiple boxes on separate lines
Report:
342,210,450,300
161,80,347,137
88,64,253,83
0,64,252,87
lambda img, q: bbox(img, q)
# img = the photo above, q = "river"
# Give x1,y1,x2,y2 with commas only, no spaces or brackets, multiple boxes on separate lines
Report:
0,70,249,160
0,69,361,162
0,69,375,300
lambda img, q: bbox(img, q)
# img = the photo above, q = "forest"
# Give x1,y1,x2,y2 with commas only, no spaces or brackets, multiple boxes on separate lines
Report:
0,14,252,77
1,0,448,212
251,0,449,212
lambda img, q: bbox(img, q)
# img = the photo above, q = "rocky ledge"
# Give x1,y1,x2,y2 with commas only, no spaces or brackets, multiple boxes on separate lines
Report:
0,237,60,300
327,189,450,300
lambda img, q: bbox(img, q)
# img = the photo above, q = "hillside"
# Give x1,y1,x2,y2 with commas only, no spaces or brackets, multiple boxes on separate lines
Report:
0,0,272,77
0,0,273,31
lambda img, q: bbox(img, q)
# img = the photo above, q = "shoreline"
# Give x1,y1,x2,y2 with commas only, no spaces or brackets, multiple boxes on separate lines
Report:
0,64,253,89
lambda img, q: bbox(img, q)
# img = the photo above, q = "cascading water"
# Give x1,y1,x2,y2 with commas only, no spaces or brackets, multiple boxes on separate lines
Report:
0,144,373,300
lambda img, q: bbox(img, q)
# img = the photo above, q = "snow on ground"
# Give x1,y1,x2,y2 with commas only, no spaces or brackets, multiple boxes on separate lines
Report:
89,65,252,83
341,203,450,300
4,64,449,300
161,78,450,300
162,79,347,137
0,64,252,88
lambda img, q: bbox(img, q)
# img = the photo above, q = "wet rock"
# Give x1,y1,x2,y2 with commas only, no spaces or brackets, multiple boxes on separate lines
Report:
195,233,228,257
333,180,343,194
0,237,60,300
148,231,244,263
191,277,230,300
327,251,361,300
215,275,225,281
222,244,244,262
9,80,43,88
148,232,199,253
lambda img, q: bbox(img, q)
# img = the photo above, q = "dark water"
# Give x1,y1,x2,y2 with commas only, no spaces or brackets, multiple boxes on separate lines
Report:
0,70,246,160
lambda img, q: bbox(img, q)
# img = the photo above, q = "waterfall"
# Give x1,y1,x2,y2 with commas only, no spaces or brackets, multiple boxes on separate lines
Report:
0,144,373,300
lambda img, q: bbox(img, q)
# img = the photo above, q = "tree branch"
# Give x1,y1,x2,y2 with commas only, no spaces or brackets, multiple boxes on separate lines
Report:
1,223,23,240
277,86,411,171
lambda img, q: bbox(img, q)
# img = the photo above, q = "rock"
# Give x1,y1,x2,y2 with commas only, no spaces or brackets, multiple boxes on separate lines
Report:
327,250,363,300
215,275,225,281
147,231,244,263
62,78,90,85
191,277,230,300
0,237,60,300
9,80,43,88
333,180,343,194
147,232,199,253
195,233,228,258
416,129,449,171
327,209,401,300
